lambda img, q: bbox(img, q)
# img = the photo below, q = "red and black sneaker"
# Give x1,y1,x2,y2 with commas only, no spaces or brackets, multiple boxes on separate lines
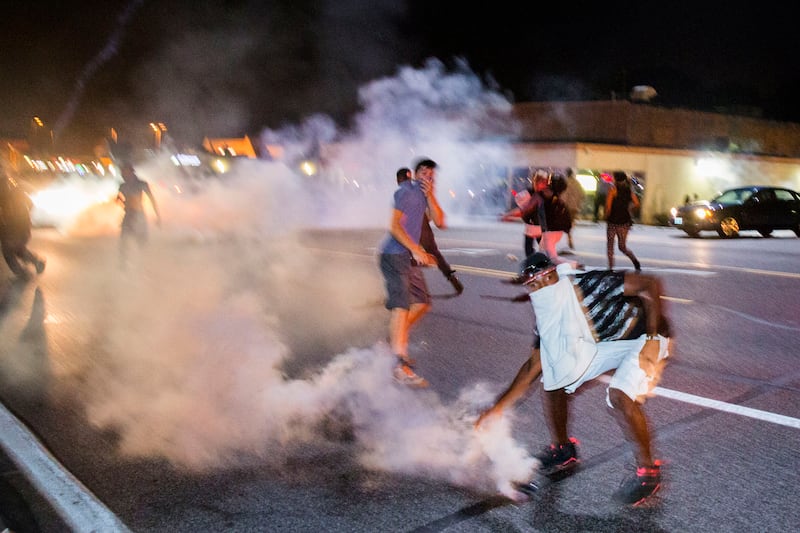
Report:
613,460,662,505
535,437,580,477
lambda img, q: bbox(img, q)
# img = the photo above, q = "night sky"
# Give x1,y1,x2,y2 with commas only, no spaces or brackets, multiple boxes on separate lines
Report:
1,0,795,153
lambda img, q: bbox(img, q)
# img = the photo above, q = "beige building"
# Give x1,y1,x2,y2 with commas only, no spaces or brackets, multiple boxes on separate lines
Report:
506,101,800,223
201,135,259,158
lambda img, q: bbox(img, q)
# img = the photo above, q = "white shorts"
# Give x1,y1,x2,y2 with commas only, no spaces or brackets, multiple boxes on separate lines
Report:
563,334,670,407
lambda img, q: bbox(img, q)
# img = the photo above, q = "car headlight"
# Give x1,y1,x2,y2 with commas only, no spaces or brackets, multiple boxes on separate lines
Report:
670,207,678,217
693,207,711,219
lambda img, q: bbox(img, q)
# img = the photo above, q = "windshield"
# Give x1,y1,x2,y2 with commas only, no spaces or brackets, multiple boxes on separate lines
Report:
712,189,753,204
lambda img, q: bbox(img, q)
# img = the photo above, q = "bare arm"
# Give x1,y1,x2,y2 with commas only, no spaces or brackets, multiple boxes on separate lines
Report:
605,188,616,217
623,271,670,378
501,192,542,222
623,272,664,336
500,206,522,221
420,177,445,228
389,208,434,266
475,348,542,428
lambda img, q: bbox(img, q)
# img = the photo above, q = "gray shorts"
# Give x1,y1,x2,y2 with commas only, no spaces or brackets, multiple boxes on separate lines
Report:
380,253,431,310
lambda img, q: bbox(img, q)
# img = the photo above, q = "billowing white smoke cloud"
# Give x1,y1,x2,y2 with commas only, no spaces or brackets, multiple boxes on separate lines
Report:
15,60,539,499
249,58,520,229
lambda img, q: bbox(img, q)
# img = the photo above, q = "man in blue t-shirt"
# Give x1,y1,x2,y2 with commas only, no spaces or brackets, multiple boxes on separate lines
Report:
396,167,463,295
378,158,445,387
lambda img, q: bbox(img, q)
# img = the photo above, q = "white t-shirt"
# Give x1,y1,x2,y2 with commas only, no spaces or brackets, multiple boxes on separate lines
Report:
529,263,597,390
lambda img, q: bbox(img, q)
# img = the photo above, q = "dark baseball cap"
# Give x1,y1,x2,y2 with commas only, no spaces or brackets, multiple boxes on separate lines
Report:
507,252,556,285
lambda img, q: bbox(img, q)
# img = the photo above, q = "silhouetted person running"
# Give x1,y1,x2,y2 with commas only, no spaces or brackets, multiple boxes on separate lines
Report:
116,163,161,268
0,174,46,280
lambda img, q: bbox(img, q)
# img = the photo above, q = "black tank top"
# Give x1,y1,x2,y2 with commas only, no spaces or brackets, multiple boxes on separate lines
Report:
574,270,670,340
575,270,645,340
607,185,633,225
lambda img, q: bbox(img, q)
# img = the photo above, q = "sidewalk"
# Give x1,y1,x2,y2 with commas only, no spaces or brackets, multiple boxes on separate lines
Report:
1,446,65,532
0,404,129,532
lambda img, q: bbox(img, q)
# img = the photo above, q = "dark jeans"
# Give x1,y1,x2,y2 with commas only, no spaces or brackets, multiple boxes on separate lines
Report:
420,221,453,278
1,237,41,278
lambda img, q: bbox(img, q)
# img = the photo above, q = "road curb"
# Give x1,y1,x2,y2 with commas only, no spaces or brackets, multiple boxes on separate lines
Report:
0,406,131,532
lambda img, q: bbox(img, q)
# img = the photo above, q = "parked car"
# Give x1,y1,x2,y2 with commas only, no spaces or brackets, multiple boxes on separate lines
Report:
669,185,800,238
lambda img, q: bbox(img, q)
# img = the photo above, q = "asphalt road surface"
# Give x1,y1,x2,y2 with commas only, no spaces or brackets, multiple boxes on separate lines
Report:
1,220,799,532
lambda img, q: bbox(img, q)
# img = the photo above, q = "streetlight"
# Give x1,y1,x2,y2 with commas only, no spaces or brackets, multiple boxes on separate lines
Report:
30,116,54,154
149,122,167,150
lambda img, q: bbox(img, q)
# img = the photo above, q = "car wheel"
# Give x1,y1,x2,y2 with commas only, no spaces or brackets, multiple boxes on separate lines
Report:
718,217,740,237
758,228,773,237
685,230,700,238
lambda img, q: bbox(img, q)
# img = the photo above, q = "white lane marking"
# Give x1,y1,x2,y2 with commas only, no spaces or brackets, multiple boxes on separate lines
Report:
597,375,800,429
450,261,800,330
634,268,716,276
583,266,716,276
351,247,800,429
437,248,496,256
653,387,800,429
0,407,132,532
452,264,514,279
662,296,693,304
702,303,800,332
360,245,796,279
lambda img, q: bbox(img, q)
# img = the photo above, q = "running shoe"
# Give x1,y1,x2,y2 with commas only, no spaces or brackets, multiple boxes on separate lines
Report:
535,437,580,476
613,461,662,505
447,272,464,295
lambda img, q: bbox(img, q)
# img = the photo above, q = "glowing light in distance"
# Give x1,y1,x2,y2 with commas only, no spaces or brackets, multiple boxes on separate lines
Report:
213,159,229,174
695,157,727,177
576,173,597,192
299,160,317,176
29,180,118,226
171,154,201,167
